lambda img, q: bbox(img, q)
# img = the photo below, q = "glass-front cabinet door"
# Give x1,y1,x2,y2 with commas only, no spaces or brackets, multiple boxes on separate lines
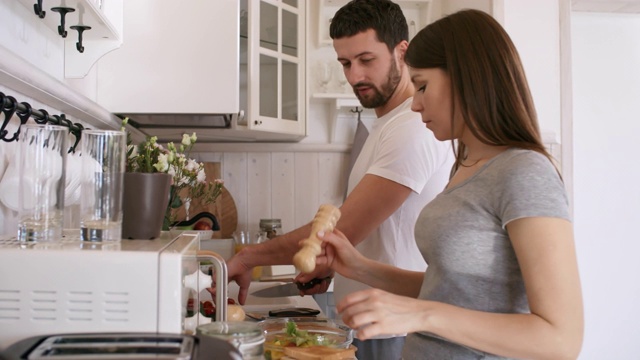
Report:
243,0,306,136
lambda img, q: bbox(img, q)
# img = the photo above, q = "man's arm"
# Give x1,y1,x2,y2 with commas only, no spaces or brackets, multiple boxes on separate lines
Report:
235,173,412,268
337,173,412,245
227,173,412,303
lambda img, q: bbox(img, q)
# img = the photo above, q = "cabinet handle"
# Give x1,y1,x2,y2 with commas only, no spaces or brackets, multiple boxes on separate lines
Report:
254,120,262,125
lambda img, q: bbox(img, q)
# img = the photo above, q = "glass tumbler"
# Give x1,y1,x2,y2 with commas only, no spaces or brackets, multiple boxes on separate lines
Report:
17,124,68,242
79,130,126,242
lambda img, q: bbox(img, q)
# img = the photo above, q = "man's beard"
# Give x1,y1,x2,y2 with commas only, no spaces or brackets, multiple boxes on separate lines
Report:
352,57,402,109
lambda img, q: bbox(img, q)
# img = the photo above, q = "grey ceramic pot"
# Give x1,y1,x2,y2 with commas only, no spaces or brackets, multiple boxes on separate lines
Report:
121,172,172,239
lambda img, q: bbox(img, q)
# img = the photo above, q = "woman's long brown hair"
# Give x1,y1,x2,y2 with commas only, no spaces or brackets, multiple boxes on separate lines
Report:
405,9,556,173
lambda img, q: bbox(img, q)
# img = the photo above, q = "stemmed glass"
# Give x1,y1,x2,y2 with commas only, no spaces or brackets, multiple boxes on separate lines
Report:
332,62,350,93
317,62,332,93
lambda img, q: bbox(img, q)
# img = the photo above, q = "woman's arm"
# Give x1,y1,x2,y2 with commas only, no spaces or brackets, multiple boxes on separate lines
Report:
317,229,424,298
337,217,584,360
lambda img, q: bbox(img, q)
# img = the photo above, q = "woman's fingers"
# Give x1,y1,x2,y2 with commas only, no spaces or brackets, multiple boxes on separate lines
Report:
337,289,425,340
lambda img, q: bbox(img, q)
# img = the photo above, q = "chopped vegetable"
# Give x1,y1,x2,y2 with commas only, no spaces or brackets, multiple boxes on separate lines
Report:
264,321,341,360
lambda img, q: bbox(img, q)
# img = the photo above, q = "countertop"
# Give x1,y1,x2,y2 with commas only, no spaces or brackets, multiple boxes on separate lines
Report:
198,281,323,321
199,238,324,318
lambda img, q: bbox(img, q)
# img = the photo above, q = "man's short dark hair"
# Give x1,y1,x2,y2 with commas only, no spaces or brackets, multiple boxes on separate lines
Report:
329,0,408,52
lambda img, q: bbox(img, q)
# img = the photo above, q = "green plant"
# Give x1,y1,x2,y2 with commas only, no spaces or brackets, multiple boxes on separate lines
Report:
121,118,224,229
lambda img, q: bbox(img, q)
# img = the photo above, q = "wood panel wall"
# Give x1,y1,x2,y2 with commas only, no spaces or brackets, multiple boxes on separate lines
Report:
193,139,560,239
195,151,349,238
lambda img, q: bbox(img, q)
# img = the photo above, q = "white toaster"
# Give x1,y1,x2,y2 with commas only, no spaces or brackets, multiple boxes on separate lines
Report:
0,232,227,351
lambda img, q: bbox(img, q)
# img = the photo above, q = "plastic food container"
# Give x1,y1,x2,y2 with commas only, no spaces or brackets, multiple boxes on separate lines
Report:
258,317,354,360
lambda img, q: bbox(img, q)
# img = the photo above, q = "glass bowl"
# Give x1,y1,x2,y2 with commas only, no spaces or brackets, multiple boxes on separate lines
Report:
257,317,354,360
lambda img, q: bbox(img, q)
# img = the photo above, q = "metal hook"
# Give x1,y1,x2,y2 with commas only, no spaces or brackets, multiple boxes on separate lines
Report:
58,114,73,129
350,106,363,122
1,95,18,142
5,101,34,142
51,7,75,38
68,122,84,154
70,25,91,53
33,0,46,18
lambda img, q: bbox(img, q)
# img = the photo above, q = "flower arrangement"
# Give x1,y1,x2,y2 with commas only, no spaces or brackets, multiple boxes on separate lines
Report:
121,118,224,230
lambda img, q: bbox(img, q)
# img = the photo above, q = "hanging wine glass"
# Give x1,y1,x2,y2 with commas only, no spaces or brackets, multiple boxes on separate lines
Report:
317,62,332,93
332,62,350,94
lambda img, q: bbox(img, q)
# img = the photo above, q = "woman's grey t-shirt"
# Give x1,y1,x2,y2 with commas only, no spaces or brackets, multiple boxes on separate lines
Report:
402,149,571,359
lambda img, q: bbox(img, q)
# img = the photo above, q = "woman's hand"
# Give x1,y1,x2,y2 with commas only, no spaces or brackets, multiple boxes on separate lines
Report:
315,229,368,280
337,288,429,340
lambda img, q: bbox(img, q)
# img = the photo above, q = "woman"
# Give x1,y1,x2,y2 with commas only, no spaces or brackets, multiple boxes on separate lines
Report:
315,9,584,359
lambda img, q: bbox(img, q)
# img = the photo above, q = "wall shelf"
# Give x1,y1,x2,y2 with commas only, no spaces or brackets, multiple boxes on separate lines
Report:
17,0,123,78
317,0,434,46
312,93,360,110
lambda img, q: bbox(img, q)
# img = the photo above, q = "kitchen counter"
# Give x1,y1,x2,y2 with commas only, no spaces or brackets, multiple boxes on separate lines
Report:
198,281,324,322
199,238,324,318
229,281,324,318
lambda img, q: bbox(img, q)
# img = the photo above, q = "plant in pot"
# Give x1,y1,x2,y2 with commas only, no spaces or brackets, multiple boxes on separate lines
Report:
121,118,224,239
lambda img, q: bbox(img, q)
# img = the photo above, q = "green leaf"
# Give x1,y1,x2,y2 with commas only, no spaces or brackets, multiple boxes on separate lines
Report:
170,195,182,209
286,321,297,336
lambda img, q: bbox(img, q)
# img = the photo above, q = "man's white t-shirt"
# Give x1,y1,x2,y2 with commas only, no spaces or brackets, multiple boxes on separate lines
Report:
334,98,454,305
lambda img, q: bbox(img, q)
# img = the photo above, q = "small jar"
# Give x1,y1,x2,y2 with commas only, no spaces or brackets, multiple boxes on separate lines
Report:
259,219,282,239
196,321,265,359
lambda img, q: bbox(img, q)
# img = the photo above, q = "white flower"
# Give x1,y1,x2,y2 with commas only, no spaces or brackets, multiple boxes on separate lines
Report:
181,134,191,147
190,133,197,143
196,168,206,183
154,153,169,172
185,158,199,172
178,175,190,186
168,165,177,177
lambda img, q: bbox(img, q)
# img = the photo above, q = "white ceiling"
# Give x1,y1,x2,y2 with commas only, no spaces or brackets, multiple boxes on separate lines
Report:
572,0,640,13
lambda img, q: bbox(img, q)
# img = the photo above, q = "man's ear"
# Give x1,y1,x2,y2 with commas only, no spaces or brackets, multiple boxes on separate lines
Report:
395,40,409,62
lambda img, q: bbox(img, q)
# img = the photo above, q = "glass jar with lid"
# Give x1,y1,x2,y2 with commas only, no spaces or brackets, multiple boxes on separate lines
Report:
196,321,265,359
259,219,282,239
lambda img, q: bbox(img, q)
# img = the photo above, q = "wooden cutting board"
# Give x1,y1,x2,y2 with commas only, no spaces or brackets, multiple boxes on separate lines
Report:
175,162,238,239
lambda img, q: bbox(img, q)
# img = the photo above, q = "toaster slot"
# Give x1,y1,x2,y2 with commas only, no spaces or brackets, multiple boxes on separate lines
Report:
27,334,194,359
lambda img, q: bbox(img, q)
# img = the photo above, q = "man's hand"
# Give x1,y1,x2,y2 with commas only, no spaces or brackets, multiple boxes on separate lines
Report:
207,249,253,305
295,266,334,296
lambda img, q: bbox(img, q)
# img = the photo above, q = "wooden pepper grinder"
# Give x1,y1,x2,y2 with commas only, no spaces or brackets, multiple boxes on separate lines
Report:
293,204,341,273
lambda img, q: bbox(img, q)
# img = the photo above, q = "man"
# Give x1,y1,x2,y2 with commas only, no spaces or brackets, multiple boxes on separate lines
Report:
225,1,453,358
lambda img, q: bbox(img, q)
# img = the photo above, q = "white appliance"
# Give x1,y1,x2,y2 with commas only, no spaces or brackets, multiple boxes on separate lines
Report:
0,232,227,351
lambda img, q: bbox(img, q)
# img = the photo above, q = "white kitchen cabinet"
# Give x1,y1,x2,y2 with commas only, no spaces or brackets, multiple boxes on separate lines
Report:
95,0,306,142
241,0,306,137
96,0,239,115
